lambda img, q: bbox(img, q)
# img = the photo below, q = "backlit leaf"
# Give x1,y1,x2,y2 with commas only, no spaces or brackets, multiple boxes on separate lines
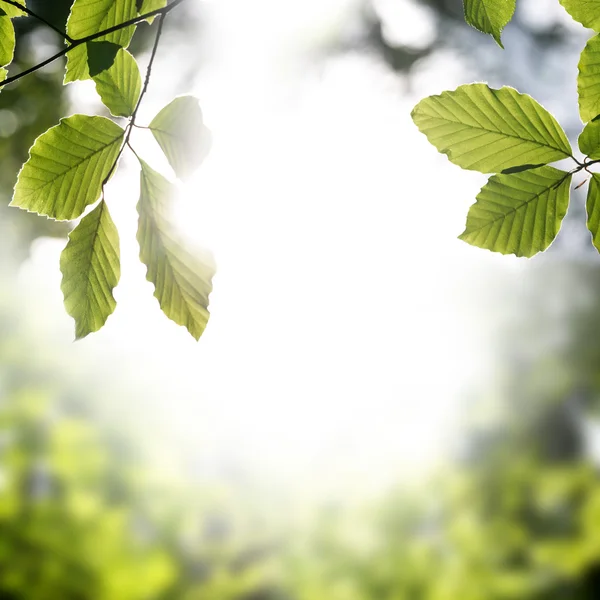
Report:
579,120,600,159
459,166,571,257
0,13,15,66
11,115,124,220
412,84,572,173
587,174,600,253
65,0,137,83
60,200,120,339
137,160,214,340
93,47,141,117
0,0,25,18
463,0,516,47
149,96,211,180
138,0,166,22
578,33,600,123
559,0,600,31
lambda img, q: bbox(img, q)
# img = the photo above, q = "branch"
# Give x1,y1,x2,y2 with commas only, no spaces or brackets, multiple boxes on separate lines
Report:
102,14,166,193
0,0,73,42
0,0,185,89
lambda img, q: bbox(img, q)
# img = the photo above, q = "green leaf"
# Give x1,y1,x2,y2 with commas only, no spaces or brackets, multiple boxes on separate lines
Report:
137,161,214,340
138,0,166,23
559,0,600,31
87,41,120,77
65,0,137,83
93,47,141,117
0,1,26,18
579,120,600,159
149,96,211,180
0,14,15,66
11,115,124,221
578,33,600,123
463,0,516,47
459,166,571,257
587,174,600,253
60,200,120,339
0,67,6,83
411,84,572,173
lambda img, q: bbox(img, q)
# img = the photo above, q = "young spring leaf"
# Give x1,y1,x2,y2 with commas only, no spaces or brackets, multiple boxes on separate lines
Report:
463,0,516,48
578,33,600,123
65,0,137,83
60,200,121,339
0,1,25,18
137,161,214,340
559,0,600,31
11,115,124,220
138,0,166,23
579,120,600,159
586,174,600,253
93,47,142,117
411,84,572,173
459,166,571,257
0,12,15,67
149,96,211,180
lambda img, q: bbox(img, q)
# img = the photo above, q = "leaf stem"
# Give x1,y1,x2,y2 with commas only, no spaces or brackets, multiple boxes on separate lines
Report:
0,0,74,42
0,0,185,89
102,13,166,194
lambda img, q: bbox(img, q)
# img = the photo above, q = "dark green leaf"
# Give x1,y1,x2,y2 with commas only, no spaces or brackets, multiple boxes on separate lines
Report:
87,41,121,77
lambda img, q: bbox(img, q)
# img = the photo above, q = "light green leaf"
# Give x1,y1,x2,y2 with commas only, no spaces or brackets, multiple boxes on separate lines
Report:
0,1,26,18
463,0,516,47
149,96,211,180
60,200,120,339
579,120,600,159
138,0,166,22
578,33,600,123
137,161,214,340
11,115,124,220
559,0,600,31
0,14,15,66
65,0,137,83
587,174,600,252
411,84,572,173
0,67,6,82
459,166,571,257
93,47,141,117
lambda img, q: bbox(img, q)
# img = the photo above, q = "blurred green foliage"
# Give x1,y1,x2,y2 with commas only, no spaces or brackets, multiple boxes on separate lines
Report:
4,3,600,600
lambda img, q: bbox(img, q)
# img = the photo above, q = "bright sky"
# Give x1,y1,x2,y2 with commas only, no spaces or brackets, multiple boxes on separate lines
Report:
16,0,525,497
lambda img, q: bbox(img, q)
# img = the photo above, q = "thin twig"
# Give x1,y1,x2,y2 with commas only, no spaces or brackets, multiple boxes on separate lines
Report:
102,14,166,194
0,0,73,42
0,0,185,89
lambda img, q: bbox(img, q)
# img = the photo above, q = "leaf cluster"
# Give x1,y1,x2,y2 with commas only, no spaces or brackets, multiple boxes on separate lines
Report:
1,0,214,340
414,1,600,258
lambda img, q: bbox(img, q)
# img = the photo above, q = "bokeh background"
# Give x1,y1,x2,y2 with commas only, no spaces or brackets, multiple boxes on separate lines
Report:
3,0,600,597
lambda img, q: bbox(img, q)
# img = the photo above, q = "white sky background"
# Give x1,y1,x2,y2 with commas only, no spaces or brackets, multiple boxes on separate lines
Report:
15,0,530,497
